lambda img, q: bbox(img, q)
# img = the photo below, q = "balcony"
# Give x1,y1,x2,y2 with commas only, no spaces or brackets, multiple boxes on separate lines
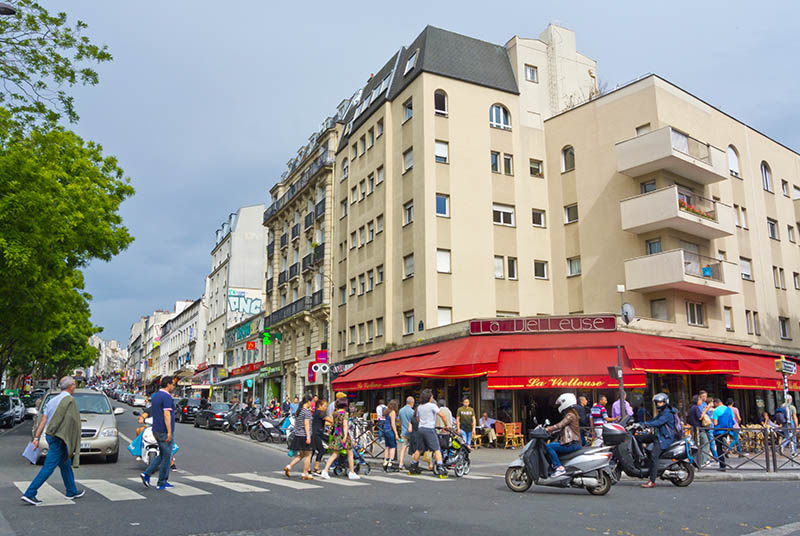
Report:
616,126,728,185
620,185,735,239
263,149,336,224
624,249,739,296
304,212,315,230
291,224,300,240
267,242,274,257
266,278,273,293
278,271,287,286
311,289,324,307
266,296,312,326
280,233,288,249
302,253,313,272
313,243,324,264
315,199,325,219
289,263,299,279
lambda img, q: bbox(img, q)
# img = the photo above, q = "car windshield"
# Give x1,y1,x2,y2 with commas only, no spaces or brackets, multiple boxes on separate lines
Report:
0,397,9,410
74,393,112,414
211,403,230,412
21,397,36,407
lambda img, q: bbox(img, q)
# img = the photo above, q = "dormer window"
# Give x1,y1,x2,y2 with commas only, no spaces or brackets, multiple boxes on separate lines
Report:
404,50,418,75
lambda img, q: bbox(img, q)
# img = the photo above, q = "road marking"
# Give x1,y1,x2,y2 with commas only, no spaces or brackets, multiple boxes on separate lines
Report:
271,471,367,486
744,521,800,535
13,482,73,506
185,475,268,493
360,475,413,484
127,478,209,496
462,474,492,480
119,432,133,445
230,472,322,490
77,479,145,501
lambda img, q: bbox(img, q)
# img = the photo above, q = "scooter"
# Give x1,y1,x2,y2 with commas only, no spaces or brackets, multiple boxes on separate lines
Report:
253,417,279,442
604,418,697,487
505,425,614,495
131,412,159,467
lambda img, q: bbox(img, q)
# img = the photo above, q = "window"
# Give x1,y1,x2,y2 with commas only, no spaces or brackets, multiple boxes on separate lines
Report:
352,143,357,159
349,231,356,249
359,226,366,247
503,154,514,175
403,148,414,172
404,311,415,334
368,173,375,194
489,104,511,130
358,274,365,295
434,90,447,115
350,186,357,204
724,306,734,331
339,286,346,305
349,326,355,344
435,141,449,164
767,218,779,240
404,50,417,74
754,311,761,335
376,317,384,337
360,180,366,200
640,180,656,194
376,166,384,184
494,256,504,279
728,146,740,178
368,128,374,148
376,214,384,233
524,64,538,83
564,204,578,224
567,256,581,276
436,249,451,273
358,324,365,344
367,270,374,291
437,307,452,327
733,204,740,226
534,260,548,279
377,118,384,137
340,199,347,218
492,204,515,226
686,301,705,326
529,159,543,178
636,123,651,136
650,299,668,321
367,320,374,341
774,266,781,288
403,254,414,278
761,161,773,192
561,146,575,172
782,180,790,197
793,272,799,290
531,209,546,227
359,135,366,155
740,206,748,228
780,317,791,339
403,98,413,122
403,200,414,225
745,310,753,334
507,257,518,280
788,225,796,243
341,158,349,179
436,194,450,217
718,250,727,261
646,239,662,255
740,257,752,280
349,277,356,295
490,151,500,173
368,221,375,242
376,264,384,284
780,268,786,289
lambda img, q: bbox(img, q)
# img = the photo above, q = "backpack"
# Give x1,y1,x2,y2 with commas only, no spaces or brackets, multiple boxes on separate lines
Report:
672,409,685,440
775,407,788,425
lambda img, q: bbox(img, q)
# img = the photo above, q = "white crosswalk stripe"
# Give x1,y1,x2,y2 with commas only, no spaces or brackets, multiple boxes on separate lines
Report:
185,475,268,493
271,471,368,486
14,482,73,506
127,478,210,496
77,479,145,501
462,474,492,480
230,472,321,490
360,475,413,484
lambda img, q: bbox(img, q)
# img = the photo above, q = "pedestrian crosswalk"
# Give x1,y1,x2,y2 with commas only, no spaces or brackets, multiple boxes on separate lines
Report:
13,470,499,506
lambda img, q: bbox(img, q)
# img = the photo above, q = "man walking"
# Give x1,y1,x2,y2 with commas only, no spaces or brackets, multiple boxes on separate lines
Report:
281,395,291,416
21,377,84,505
576,396,589,445
455,398,477,447
397,396,415,466
590,396,611,442
778,395,797,457
712,398,735,471
140,376,175,490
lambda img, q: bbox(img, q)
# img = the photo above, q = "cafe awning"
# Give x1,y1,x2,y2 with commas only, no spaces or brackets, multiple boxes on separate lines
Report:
623,334,740,374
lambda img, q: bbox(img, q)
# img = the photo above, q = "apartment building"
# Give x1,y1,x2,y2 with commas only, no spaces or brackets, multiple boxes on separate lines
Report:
261,103,349,397
159,297,207,380
205,205,267,366
331,24,596,362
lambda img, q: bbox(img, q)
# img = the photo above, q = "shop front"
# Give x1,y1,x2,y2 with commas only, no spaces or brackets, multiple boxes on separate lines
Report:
211,361,264,404
257,365,282,405
191,363,226,401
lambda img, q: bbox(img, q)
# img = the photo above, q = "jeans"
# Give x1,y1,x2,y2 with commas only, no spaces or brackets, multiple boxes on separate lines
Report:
781,425,797,455
705,429,719,460
714,433,729,468
460,429,473,447
729,429,743,454
25,435,78,499
545,441,580,468
635,433,661,482
144,431,173,486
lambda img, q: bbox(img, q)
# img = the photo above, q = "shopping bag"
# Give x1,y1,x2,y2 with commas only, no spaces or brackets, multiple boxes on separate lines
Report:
422,451,432,464
22,442,38,464
127,430,144,457
172,443,180,455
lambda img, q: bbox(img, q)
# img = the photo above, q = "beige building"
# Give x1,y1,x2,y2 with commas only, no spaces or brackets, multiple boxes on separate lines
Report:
331,24,597,363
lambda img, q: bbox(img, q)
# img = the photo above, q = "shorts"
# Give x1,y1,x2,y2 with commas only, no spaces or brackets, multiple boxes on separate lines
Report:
418,428,441,453
290,434,312,452
384,430,397,449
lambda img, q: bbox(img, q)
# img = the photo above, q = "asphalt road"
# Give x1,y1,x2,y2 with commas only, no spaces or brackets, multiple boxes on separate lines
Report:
2,403,800,536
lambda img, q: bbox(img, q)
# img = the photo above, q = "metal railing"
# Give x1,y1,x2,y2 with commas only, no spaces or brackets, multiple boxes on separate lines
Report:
690,426,800,473
301,254,313,272
278,271,287,286
671,129,711,165
315,199,325,219
263,149,336,223
291,223,300,240
267,242,274,257
682,250,723,282
266,296,312,326
304,212,315,230
289,263,299,279
280,233,288,249
313,243,324,264
266,278,273,293
677,191,718,222
311,289,323,307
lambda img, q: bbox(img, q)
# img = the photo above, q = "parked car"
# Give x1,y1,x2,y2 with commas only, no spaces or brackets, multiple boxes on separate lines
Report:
194,402,231,429
34,388,124,463
131,394,147,407
11,396,25,423
0,396,15,427
20,396,39,419
175,398,203,423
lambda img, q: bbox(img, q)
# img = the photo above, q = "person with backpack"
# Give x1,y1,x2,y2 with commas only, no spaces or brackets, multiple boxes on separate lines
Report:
637,393,676,488
711,398,735,471
776,395,797,457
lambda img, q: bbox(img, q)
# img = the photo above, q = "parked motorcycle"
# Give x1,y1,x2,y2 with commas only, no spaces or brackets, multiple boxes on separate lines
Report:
604,419,697,487
505,425,614,495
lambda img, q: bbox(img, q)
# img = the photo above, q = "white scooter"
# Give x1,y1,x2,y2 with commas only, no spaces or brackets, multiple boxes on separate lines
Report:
132,411,160,467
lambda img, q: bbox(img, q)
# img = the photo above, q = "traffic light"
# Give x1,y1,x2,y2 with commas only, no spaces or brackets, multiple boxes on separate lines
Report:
263,331,283,346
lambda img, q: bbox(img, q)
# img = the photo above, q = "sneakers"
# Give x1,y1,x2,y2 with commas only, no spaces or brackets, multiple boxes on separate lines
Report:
347,471,361,480
140,472,151,488
156,482,174,490
408,463,422,475
319,470,330,480
552,466,566,477
66,490,86,499
21,495,42,506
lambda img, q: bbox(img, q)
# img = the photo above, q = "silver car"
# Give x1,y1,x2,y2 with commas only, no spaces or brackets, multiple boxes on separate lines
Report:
34,389,124,463
11,397,25,423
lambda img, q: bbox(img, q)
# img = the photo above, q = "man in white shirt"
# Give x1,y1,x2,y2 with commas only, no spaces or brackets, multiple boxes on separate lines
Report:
408,389,449,477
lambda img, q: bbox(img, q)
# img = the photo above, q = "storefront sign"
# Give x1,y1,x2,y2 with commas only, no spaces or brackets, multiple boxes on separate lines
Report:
470,315,616,336
488,374,647,390
329,363,354,381
229,361,265,377
246,341,256,350
196,362,209,372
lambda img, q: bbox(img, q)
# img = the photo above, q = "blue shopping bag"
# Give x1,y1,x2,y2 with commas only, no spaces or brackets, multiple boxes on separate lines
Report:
127,430,144,457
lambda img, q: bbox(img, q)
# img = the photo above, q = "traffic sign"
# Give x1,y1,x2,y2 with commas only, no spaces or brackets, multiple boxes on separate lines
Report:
775,358,797,376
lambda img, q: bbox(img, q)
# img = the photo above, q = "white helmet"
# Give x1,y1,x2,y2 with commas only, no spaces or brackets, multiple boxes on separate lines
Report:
555,393,577,414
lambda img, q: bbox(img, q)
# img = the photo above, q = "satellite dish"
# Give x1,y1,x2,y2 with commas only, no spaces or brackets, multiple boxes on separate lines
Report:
621,303,635,325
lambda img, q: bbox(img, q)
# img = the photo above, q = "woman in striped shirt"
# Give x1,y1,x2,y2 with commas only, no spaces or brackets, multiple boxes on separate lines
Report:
284,394,314,480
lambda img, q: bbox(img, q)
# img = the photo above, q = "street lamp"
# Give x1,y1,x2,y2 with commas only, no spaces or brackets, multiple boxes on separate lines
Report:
0,3,16,15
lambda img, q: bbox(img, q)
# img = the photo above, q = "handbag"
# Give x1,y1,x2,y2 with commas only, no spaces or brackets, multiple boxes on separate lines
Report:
701,413,712,427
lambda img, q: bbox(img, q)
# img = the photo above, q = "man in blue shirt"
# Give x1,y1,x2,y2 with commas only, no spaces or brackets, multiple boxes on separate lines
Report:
712,398,734,472
397,396,415,466
140,376,175,489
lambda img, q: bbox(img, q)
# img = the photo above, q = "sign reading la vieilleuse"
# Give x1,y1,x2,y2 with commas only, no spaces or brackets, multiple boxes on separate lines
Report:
469,315,616,336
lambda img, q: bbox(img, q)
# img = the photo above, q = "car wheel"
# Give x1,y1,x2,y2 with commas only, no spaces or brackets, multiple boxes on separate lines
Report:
204,418,210,430
193,418,199,428
106,452,119,463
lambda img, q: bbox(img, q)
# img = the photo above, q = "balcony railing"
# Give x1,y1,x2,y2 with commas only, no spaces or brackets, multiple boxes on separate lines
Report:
313,243,324,264
266,278,273,293
291,223,300,240
304,212,315,230
302,253,313,272
289,263,299,279
671,130,710,165
263,149,336,224
315,199,325,219
280,233,288,249
311,289,323,307
683,251,723,282
278,271,287,286
623,248,739,297
677,190,717,222
266,296,312,326
267,242,274,257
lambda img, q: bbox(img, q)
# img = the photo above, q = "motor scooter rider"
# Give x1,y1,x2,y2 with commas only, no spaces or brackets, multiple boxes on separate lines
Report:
636,392,675,488
544,393,582,477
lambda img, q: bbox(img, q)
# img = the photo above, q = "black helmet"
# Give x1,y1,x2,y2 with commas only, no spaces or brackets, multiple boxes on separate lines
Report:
653,392,669,405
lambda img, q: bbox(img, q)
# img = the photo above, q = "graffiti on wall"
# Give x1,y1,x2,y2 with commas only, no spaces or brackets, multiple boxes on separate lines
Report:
227,289,262,316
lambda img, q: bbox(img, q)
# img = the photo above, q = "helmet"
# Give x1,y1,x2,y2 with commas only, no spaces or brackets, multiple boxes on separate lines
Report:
555,393,577,414
653,392,669,405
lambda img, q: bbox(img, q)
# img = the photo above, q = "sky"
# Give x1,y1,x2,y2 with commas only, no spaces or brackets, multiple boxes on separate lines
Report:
62,0,800,345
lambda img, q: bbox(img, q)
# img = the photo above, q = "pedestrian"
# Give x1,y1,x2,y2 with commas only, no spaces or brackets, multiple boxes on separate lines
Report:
408,389,447,476
311,394,318,412
590,396,610,442
777,395,797,457
376,398,387,444
711,398,735,471
289,395,299,416
320,397,361,480
576,395,589,445
140,375,176,490
170,376,180,470
455,397,477,448
284,394,314,480
281,395,291,416
612,391,633,422
761,411,777,429
436,398,454,431
21,377,84,505
398,396,415,466
635,403,650,423
697,390,719,463
479,412,497,447
383,399,400,472
689,395,711,467
727,398,743,456
311,399,329,475
330,392,346,417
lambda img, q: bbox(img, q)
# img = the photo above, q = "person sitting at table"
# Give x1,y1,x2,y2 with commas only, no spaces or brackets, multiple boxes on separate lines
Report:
479,412,497,447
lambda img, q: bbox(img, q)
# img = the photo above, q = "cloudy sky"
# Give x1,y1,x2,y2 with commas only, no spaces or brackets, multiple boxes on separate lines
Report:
65,0,800,344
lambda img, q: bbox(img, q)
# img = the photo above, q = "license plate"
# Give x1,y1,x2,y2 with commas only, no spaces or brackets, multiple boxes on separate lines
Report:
80,442,90,449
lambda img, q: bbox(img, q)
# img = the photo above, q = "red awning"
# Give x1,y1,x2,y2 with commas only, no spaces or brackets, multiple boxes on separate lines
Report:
331,351,434,391
487,347,646,390
622,333,739,374
727,356,799,391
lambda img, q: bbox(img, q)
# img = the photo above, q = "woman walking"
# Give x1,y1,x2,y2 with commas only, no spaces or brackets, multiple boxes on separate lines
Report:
383,399,400,472
311,399,329,475
284,394,314,480
320,398,360,480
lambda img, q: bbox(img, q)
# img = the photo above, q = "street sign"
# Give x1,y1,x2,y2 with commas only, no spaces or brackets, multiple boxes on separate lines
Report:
775,358,797,376
607,366,622,380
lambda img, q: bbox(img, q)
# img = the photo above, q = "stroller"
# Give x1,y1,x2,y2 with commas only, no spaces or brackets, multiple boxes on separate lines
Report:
437,427,471,477
328,442,372,476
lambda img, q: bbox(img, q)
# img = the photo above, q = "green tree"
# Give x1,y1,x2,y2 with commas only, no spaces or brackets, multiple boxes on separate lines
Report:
0,0,112,127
